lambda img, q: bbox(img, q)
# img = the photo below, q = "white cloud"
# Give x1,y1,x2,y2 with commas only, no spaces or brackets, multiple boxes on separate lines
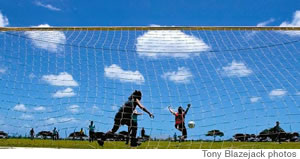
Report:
33,106,46,111
0,11,9,27
250,97,261,103
13,104,27,112
29,73,36,79
59,117,77,123
245,18,275,39
46,117,77,124
136,29,210,58
221,61,253,77
0,68,6,74
92,105,98,110
46,118,56,124
42,72,78,87
279,10,300,36
67,105,80,113
257,18,275,27
104,64,145,84
35,1,61,11
111,105,118,111
269,89,287,98
24,24,66,52
53,87,76,98
91,105,99,113
20,114,33,119
280,10,300,27
162,67,193,83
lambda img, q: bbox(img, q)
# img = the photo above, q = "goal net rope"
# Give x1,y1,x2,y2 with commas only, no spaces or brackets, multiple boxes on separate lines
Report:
0,26,299,148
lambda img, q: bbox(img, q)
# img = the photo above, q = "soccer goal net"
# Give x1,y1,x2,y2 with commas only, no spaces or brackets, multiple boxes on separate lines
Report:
0,26,299,148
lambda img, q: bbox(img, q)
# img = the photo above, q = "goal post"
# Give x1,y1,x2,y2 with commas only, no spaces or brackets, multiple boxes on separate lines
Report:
1,26,300,31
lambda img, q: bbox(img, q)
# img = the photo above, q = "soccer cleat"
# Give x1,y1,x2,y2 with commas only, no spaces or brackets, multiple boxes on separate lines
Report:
97,139,104,146
130,138,141,147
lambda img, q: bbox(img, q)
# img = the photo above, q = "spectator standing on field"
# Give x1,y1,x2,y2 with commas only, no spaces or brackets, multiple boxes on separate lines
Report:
89,121,95,142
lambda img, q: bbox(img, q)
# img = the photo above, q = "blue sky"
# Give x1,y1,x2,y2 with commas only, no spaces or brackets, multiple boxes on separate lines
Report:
0,0,299,26
0,0,299,140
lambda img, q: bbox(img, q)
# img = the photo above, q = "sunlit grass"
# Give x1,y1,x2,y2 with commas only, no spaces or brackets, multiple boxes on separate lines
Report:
0,139,299,149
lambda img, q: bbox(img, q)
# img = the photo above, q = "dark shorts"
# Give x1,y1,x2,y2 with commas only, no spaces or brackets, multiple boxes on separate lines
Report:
114,112,135,126
175,122,186,130
89,131,94,137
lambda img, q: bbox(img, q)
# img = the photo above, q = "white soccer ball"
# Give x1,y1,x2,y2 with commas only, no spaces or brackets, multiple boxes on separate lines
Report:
188,121,195,128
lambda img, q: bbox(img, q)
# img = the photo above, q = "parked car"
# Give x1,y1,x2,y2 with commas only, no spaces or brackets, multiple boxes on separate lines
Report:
233,133,250,141
0,131,8,139
258,129,299,142
68,132,88,140
36,131,53,139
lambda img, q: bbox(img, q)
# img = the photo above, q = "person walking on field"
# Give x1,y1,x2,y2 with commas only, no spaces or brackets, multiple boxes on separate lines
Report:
79,128,84,140
30,128,34,140
52,127,58,140
273,121,284,144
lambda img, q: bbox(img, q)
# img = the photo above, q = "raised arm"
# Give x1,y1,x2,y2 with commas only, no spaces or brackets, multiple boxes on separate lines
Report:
133,111,143,115
184,104,191,115
136,99,154,118
168,106,176,115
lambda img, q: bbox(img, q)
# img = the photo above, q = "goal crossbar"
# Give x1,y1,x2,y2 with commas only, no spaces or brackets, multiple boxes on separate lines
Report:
0,26,300,31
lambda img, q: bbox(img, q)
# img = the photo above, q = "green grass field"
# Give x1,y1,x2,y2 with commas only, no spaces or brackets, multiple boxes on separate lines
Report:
1,139,300,149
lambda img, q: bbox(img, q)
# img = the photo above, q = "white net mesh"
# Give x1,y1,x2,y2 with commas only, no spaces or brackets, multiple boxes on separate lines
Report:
0,27,299,148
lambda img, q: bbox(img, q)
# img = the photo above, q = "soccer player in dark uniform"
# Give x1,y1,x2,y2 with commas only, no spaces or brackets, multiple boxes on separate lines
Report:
98,90,154,146
168,104,191,141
